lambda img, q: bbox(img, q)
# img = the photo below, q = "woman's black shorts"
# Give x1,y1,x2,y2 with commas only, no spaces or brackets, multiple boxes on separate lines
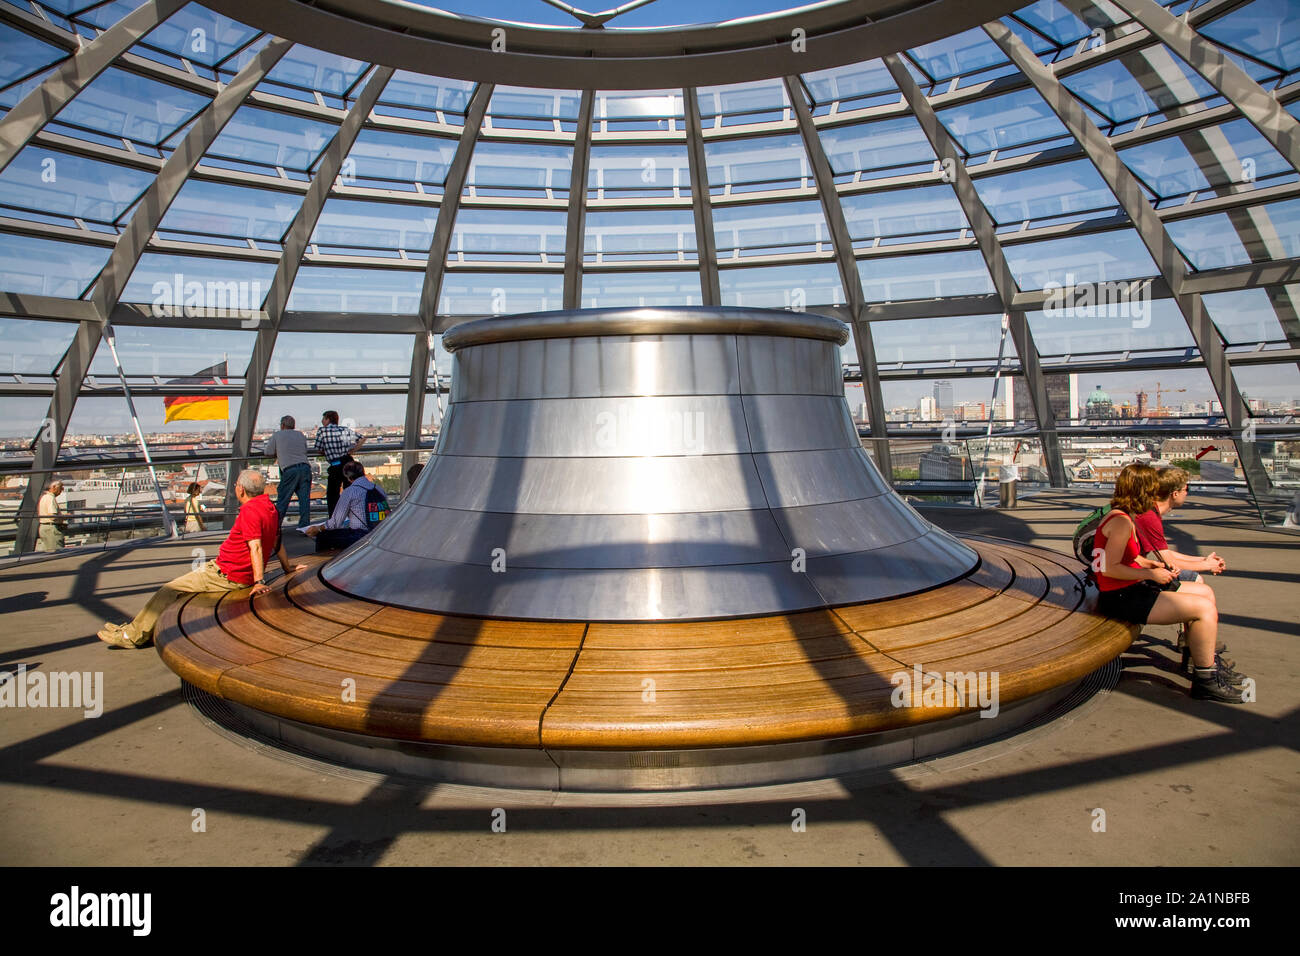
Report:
1097,580,1169,624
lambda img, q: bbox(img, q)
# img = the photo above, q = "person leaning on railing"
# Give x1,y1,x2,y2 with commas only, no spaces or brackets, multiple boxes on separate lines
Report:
1093,462,1247,704
97,469,306,649
183,482,206,534
314,409,366,518
262,414,313,528
36,479,67,551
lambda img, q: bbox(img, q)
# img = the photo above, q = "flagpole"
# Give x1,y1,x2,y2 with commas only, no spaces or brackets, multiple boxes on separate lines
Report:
104,323,177,539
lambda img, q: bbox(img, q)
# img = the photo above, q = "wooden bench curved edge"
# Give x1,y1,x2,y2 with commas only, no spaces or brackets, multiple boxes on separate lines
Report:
153,539,1137,751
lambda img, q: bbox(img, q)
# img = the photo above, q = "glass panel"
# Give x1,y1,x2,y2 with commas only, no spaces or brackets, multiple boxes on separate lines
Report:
579,270,703,308
907,28,1009,83
374,71,475,123
817,116,935,180
465,140,573,198
86,326,255,377
50,67,208,147
312,198,436,255
268,332,413,376
712,200,830,258
1199,0,1300,73
263,45,369,98
343,128,458,192
0,22,67,85
882,376,1012,424
593,90,683,131
0,318,79,373
717,261,844,308
438,271,564,314
256,394,406,437
204,106,338,176
1002,229,1158,290
872,314,1017,365
73,0,147,30
1061,47,1218,127
0,148,152,227
0,396,55,447
0,65,56,113
1166,198,1300,270
140,4,260,67
1118,117,1296,202
63,393,239,444
1014,0,1106,46
1059,367,1219,423
972,159,1119,228
801,60,898,113
937,88,1070,159
704,133,809,192
120,254,275,310
585,208,696,263
0,234,109,297
486,87,581,130
287,267,423,313
696,80,789,127
450,206,567,263
1203,286,1295,344
588,143,691,199
1234,361,1300,412
857,250,995,301
159,180,305,244
839,185,968,245
1027,298,1196,355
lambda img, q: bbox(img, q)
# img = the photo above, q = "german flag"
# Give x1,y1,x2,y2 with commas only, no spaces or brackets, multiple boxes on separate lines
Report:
163,362,229,423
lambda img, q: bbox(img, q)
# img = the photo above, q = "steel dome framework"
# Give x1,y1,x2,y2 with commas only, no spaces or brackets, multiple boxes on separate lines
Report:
1,0,1298,553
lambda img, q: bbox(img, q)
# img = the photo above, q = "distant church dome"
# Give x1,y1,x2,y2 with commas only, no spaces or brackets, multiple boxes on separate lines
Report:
1086,385,1111,406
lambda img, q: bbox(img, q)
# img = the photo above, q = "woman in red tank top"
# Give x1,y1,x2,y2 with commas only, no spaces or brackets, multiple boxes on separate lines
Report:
1094,463,1242,703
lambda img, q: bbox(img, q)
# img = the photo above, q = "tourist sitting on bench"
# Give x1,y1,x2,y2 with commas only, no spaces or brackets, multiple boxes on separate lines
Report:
1135,465,1235,674
1093,462,1247,703
98,469,306,649
304,461,388,553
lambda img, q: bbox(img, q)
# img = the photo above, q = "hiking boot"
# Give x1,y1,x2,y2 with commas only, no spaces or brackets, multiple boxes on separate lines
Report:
1181,642,1233,676
1190,667,1247,703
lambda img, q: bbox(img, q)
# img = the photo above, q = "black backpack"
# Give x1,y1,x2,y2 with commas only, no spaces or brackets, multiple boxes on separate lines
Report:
363,484,390,528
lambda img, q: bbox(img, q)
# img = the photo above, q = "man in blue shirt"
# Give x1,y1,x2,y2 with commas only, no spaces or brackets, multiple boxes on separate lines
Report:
304,461,388,553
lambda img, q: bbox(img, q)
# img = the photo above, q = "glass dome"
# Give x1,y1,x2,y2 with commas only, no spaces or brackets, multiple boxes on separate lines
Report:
1,0,1298,554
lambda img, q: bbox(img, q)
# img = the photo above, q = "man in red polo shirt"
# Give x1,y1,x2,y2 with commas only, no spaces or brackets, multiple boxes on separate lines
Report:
1134,466,1226,593
98,469,303,648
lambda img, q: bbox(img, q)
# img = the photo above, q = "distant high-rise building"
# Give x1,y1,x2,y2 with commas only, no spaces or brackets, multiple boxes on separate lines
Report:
919,395,936,420
933,380,954,419
1012,373,1078,423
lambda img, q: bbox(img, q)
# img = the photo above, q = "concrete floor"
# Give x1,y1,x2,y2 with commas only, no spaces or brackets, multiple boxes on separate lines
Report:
1,489,1296,866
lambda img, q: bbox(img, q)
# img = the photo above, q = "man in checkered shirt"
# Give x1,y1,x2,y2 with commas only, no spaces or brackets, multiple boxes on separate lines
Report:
314,409,367,517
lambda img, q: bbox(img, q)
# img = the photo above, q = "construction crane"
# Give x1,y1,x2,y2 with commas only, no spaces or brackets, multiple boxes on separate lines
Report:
1154,382,1186,417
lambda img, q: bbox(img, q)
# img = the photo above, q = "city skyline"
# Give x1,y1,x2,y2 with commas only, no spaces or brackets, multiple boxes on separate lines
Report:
4,361,1297,441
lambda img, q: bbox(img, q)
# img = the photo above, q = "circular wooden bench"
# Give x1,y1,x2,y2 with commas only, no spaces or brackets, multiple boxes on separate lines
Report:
157,536,1135,779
